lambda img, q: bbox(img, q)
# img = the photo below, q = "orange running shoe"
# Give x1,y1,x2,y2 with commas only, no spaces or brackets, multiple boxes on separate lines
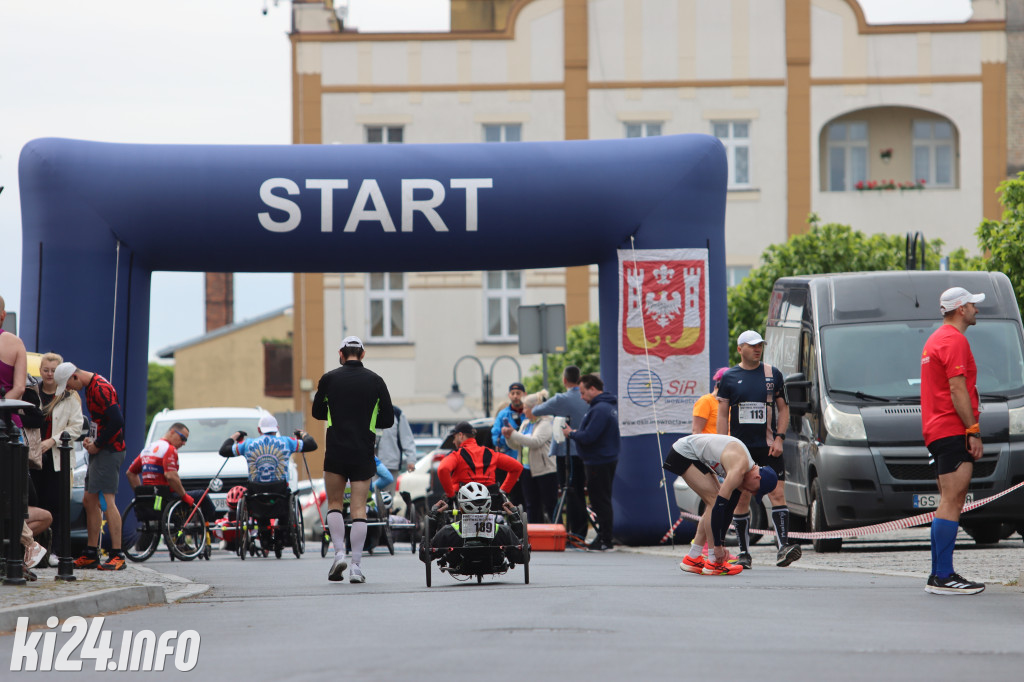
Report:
702,560,743,576
73,554,100,569
679,555,705,574
98,555,126,571
701,547,740,563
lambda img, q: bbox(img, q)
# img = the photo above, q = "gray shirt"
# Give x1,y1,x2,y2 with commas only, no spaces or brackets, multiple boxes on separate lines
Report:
531,385,589,457
671,434,753,478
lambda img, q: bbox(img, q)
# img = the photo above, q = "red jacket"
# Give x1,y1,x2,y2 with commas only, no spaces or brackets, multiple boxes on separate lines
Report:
436,437,523,498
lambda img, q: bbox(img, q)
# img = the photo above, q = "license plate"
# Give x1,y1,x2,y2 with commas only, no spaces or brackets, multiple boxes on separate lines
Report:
213,498,228,511
913,493,973,509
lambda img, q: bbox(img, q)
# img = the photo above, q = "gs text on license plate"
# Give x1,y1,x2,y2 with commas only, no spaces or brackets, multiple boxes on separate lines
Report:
913,493,973,509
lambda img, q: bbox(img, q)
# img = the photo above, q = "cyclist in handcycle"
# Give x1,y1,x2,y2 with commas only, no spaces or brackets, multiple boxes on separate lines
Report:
429,482,526,572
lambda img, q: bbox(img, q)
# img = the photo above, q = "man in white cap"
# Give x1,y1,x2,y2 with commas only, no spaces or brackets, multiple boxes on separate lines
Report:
312,335,394,583
716,329,798,569
919,287,987,595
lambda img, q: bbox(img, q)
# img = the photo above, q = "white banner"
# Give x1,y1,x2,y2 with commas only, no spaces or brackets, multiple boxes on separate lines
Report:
617,248,710,437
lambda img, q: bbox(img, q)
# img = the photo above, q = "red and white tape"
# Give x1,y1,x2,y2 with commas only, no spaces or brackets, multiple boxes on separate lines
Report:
660,479,1024,544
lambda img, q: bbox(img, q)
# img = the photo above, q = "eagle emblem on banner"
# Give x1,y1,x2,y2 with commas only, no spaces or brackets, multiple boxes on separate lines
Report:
622,260,705,359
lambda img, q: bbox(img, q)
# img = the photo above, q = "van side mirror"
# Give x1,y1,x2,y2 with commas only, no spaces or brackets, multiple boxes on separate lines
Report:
785,372,813,416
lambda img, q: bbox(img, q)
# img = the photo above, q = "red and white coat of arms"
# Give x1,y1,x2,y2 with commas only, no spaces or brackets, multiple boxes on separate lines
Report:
621,259,706,359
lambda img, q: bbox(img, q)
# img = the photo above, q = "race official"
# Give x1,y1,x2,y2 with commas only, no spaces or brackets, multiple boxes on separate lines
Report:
664,434,778,575
312,335,394,584
717,331,798,569
919,287,987,595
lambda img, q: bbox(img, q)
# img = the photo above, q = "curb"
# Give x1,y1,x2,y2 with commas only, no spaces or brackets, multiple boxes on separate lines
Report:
129,565,212,603
0,586,166,632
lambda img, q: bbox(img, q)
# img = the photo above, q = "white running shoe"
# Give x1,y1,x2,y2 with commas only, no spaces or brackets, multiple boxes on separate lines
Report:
328,556,349,582
349,565,366,584
25,542,48,569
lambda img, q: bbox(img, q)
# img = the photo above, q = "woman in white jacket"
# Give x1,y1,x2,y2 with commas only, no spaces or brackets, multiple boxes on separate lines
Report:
503,390,558,523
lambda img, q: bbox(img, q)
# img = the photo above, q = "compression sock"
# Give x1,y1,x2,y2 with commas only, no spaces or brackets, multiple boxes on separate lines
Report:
771,506,790,549
929,526,938,576
932,518,959,579
326,510,347,560
733,513,750,554
688,543,704,559
349,518,367,566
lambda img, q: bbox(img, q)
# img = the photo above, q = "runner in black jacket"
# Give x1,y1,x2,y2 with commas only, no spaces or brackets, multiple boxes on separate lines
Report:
312,336,394,583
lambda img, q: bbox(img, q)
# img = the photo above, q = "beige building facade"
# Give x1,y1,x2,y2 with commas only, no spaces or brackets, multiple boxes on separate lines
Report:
287,0,1009,436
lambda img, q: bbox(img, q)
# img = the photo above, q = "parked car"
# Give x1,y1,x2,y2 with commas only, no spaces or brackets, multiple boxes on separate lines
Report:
144,407,298,518
414,437,442,458
295,477,326,540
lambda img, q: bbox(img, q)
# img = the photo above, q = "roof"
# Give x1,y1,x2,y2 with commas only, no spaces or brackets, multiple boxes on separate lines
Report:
156,305,292,359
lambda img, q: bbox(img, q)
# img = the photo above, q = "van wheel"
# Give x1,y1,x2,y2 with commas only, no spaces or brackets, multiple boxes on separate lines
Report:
810,479,842,553
962,522,1001,545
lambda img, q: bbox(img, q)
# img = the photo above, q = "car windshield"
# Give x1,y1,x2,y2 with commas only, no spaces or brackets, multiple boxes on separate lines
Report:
150,417,261,453
821,319,1024,402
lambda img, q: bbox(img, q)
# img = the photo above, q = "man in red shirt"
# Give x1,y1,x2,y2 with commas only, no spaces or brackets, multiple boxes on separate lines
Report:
920,286,986,595
436,421,523,501
126,422,215,522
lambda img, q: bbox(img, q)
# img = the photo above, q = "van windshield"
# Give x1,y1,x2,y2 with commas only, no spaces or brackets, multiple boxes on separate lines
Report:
821,320,1024,401
150,418,262,453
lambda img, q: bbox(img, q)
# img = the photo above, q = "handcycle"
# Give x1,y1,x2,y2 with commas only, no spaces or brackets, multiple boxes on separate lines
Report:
121,485,209,562
420,486,531,587
236,482,305,560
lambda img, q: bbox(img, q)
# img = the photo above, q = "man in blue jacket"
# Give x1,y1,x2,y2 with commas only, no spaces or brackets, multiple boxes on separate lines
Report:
532,365,589,543
560,374,619,551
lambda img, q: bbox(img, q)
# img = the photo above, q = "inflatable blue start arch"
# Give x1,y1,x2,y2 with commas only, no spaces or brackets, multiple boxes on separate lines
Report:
19,135,728,544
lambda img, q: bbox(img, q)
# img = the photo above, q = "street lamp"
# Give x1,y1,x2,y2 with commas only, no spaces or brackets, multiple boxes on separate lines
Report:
447,354,523,417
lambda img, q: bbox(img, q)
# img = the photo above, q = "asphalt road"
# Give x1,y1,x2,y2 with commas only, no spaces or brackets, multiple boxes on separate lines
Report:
3,543,1023,680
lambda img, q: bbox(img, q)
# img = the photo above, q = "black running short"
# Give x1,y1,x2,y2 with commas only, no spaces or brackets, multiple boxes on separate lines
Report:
323,450,376,481
749,446,785,481
927,435,974,476
663,450,713,477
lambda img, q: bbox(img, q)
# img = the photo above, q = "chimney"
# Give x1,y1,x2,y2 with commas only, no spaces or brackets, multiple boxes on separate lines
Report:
205,273,234,332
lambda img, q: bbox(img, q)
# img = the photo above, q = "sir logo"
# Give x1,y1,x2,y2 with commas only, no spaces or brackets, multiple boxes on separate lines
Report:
622,260,705,358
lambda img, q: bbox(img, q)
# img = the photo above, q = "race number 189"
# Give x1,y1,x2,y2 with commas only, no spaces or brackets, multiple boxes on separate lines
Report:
11,617,200,672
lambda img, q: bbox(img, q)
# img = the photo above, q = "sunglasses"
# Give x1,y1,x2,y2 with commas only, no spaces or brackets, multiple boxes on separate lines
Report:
173,429,188,444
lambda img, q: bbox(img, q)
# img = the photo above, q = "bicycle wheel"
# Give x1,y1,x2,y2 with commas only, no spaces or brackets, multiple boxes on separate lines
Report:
291,495,305,558
164,500,206,561
375,491,395,556
122,501,159,563
237,498,249,560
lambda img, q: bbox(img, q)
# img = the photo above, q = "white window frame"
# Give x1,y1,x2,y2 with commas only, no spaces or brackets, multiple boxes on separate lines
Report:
712,121,751,189
826,121,868,191
483,270,523,341
366,125,404,144
726,265,752,288
366,272,407,342
624,122,662,138
912,119,956,188
483,123,521,143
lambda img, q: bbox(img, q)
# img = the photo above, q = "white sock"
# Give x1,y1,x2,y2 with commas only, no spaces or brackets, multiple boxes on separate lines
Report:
326,510,347,561
349,518,367,566
687,543,703,559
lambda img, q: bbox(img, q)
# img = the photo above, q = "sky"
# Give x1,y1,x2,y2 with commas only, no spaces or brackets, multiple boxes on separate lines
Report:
0,0,972,359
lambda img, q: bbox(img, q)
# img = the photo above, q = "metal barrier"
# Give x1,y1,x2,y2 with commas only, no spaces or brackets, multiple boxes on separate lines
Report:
0,398,31,586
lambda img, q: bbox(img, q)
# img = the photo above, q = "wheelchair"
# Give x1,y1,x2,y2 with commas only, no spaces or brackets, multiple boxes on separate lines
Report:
122,485,209,562
329,488,396,557
420,491,531,587
236,482,305,560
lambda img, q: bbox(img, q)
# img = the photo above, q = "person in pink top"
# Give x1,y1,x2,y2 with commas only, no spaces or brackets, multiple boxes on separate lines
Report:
0,295,28,424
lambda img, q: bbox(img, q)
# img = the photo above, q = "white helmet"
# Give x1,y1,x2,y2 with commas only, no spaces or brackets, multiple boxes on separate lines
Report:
456,482,491,514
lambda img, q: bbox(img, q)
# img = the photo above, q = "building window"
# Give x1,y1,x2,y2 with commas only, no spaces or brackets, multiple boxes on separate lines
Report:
367,272,406,340
625,122,662,138
913,120,955,188
484,270,522,340
483,124,521,142
726,266,752,288
263,341,293,398
826,121,867,191
366,126,403,144
712,121,750,188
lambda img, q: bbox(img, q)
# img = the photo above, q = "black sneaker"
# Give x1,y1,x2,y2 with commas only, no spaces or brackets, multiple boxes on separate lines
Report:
925,573,985,595
776,544,802,567
735,552,752,569
587,539,615,552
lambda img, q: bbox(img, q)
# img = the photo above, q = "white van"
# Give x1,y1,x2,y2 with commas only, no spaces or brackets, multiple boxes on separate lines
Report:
144,407,299,516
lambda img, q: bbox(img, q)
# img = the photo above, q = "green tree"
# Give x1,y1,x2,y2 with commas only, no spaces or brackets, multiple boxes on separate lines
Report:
146,362,174,432
523,321,600,394
977,173,1024,315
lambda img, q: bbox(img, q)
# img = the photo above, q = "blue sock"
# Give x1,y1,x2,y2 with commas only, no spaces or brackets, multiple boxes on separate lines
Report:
931,518,959,579
929,525,938,575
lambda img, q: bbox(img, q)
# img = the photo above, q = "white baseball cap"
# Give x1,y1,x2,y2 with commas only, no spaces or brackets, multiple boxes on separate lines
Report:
339,335,364,351
737,330,764,346
258,414,279,434
939,287,985,315
54,362,77,396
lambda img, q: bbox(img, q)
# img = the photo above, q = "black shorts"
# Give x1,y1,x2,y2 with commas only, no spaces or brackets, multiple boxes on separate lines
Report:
323,451,376,481
927,435,974,476
663,450,713,477
749,446,785,481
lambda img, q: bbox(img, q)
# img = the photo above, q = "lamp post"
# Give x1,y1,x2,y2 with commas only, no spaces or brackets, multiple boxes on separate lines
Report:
446,355,523,418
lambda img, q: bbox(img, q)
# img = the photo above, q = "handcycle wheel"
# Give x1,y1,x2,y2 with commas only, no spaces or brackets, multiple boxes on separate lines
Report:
407,496,418,554
375,491,395,556
164,500,206,561
237,498,249,561
291,495,305,558
122,501,160,563
423,514,432,587
523,525,531,585
321,532,330,558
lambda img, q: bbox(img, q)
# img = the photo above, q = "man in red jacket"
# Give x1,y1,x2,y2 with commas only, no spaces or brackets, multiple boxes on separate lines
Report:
436,421,524,500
